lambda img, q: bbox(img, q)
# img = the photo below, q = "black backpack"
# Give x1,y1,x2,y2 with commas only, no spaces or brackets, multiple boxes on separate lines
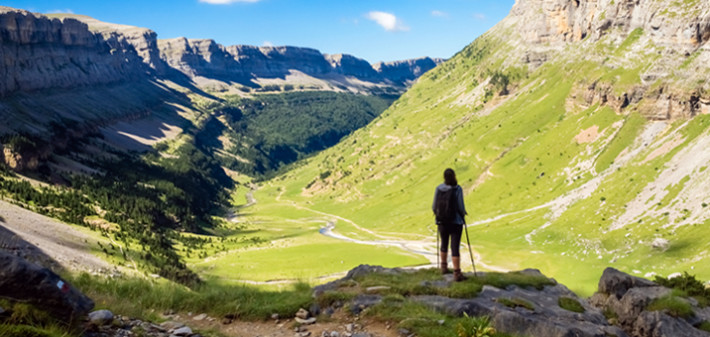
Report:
434,186,458,225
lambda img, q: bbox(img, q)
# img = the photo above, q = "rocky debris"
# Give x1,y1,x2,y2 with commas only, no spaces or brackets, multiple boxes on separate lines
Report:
0,250,94,321
589,267,710,337
83,314,203,337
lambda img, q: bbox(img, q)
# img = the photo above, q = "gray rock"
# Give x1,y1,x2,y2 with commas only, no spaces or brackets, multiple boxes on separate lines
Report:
330,331,340,337
598,267,657,299
365,286,391,293
160,321,185,330
350,295,383,315
295,317,316,325
633,311,709,337
346,323,354,332
296,308,310,319
0,251,94,322
88,309,114,326
271,313,280,320
351,333,371,337
171,326,192,336
192,313,207,321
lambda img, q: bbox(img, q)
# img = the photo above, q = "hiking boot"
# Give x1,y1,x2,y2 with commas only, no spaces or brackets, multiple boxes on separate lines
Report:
453,269,467,282
440,263,451,275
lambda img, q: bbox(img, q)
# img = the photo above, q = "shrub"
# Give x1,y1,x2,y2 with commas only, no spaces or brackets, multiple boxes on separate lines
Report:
654,272,710,307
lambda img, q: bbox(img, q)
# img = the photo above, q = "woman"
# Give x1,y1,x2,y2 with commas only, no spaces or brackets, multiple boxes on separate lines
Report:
432,168,468,281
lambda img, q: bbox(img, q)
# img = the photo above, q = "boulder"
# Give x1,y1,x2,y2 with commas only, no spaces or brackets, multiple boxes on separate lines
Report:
0,250,94,321
88,309,114,326
597,267,657,300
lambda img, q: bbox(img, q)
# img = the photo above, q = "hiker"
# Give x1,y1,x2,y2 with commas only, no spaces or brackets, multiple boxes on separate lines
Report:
432,168,468,281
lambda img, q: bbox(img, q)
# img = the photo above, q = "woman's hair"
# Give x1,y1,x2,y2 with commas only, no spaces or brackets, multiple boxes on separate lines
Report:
444,168,457,186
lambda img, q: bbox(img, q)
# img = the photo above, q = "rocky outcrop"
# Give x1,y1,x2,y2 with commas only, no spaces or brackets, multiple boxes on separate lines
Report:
589,268,710,337
314,265,627,337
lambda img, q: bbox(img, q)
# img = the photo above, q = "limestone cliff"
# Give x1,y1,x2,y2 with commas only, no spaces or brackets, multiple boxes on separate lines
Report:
491,0,710,120
158,38,442,90
0,7,150,96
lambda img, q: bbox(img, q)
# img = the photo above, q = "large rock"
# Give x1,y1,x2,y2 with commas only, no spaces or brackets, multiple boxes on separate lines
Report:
0,250,94,321
589,268,710,337
414,284,627,337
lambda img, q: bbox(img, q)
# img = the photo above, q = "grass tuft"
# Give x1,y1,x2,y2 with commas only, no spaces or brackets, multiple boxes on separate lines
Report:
558,297,585,313
647,295,694,318
495,297,534,311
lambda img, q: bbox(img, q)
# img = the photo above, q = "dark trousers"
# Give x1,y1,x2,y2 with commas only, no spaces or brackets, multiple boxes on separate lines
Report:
438,224,463,257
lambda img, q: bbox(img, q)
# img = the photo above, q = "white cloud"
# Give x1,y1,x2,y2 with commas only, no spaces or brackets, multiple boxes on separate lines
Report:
47,9,74,14
431,10,448,18
199,0,260,4
262,41,274,47
473,13,486,21
366,11,409,32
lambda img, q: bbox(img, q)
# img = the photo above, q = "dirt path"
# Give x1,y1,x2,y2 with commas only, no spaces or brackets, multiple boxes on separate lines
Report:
0,199,113,273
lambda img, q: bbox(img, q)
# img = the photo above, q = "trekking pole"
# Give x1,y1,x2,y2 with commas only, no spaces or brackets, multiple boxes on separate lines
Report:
435,224,439,268
463,222,477,277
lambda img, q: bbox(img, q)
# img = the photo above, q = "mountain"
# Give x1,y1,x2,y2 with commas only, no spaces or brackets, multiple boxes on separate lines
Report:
0,6,440,171
256,0,710,294
0,5,444,283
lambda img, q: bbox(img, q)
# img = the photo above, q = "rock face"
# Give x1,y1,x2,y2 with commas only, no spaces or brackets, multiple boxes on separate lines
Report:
510,0,710,50
0,7,149,96
500,0,710,121
157,38,443,89
589,267,710,337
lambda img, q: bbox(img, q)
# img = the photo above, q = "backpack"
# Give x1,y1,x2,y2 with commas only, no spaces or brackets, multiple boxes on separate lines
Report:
434,186,458,225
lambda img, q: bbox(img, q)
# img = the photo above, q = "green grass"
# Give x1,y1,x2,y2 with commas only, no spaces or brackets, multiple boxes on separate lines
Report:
647,295,694,318
558,297,585,313
365,301,512,337
70,273,313,321
348,268,554,299
0,325,71,337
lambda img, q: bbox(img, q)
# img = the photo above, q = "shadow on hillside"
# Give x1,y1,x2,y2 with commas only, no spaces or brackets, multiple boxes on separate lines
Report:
0,224,66,274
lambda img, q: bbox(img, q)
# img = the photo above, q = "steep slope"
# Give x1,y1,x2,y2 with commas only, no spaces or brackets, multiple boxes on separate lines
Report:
257,0,710,293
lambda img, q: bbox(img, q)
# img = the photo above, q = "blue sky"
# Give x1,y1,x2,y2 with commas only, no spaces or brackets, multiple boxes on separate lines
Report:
7,0,515,63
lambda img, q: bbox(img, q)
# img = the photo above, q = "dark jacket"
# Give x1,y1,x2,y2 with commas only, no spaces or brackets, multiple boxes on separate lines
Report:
432,184,467,225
